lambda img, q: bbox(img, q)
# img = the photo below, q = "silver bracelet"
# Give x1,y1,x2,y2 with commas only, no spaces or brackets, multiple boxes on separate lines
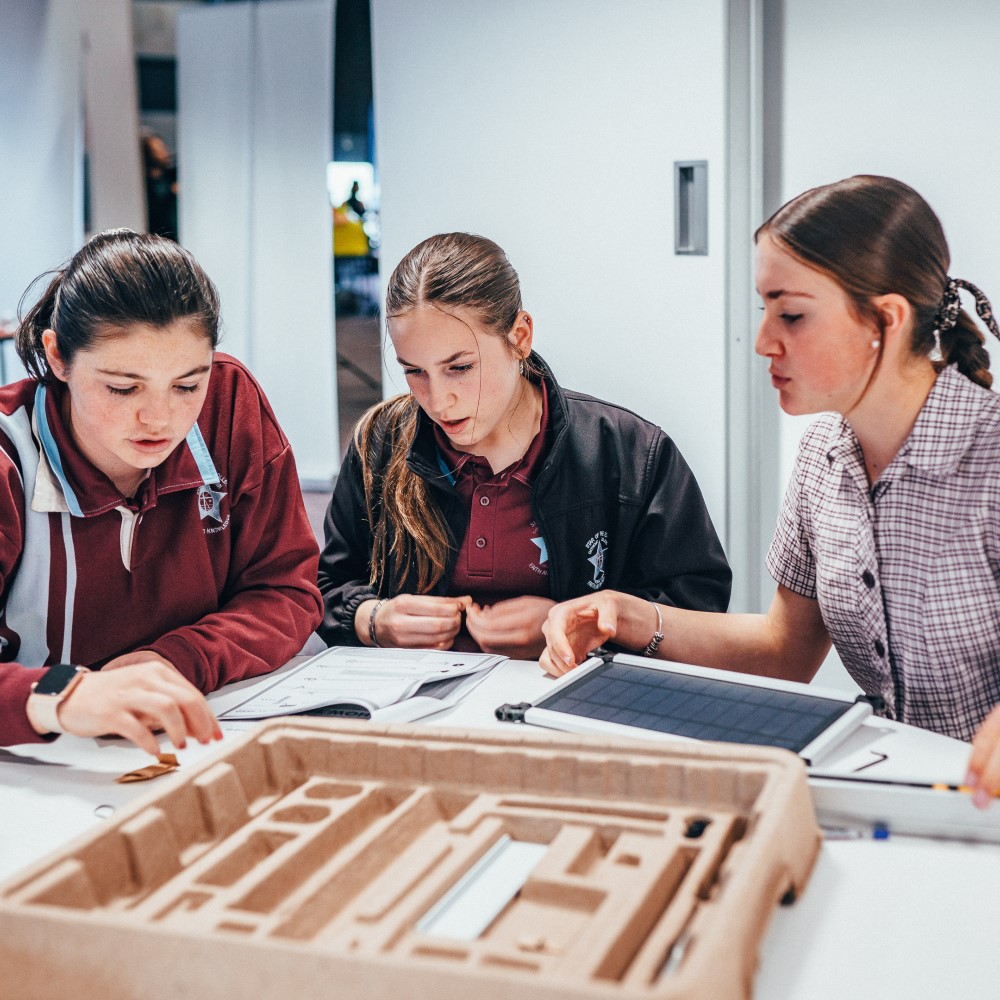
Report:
642,602,664,657
368,598,389,647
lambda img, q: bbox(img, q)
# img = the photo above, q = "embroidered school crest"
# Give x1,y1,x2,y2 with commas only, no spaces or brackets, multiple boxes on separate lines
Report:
197,482,230,533
586,530,608,590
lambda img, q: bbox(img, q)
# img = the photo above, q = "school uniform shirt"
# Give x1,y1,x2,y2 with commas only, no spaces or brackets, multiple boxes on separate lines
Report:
435,381,552,607
767,364,1000,741
318,352,731,646
0,354,322,745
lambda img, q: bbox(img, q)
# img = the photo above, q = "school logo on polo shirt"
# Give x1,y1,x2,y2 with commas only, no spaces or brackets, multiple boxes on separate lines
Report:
198,480,230,534
529,525,548,577
586,530,608,590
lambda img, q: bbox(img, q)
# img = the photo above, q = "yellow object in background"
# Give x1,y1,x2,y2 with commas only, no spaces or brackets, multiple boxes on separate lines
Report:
333,205,370,257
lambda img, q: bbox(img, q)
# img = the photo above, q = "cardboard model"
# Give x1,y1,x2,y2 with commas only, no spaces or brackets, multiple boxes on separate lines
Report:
0,721,821,999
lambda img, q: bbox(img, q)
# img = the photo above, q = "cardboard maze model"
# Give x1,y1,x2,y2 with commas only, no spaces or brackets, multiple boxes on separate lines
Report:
0,721,821,1000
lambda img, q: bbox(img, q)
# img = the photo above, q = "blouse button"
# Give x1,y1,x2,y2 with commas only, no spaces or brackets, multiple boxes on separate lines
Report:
475,537,487,549
873,638,885,658
480,496,490,506
862,570,875,588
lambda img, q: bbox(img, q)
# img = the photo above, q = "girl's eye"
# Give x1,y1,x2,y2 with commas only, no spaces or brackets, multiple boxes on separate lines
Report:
402,367,423,377
175,384,201,394
781,313,804,324
107,386,137,396
449,364,474,374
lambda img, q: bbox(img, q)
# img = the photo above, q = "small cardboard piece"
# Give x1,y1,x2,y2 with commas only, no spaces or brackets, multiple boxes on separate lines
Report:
0,720,821,999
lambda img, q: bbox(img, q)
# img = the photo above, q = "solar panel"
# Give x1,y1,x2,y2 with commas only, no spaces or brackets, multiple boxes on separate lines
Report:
521,655,870,761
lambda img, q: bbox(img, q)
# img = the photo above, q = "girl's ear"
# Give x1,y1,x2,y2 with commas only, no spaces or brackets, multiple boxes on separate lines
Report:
41,329,69,382
508,310,533,358
871,293,911,346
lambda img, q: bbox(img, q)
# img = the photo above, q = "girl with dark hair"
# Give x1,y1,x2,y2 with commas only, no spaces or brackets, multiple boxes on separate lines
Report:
542,176,1000,803
0,229,322,751
318,233,730,658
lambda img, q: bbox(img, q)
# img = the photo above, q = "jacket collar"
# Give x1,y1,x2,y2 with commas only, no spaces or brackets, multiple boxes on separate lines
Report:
32,382,222,517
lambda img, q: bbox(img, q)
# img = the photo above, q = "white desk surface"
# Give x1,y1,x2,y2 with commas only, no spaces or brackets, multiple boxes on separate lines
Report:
2,658,999,1000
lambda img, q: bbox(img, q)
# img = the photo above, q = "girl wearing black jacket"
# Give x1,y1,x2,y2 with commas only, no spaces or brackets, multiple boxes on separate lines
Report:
318,233,730,659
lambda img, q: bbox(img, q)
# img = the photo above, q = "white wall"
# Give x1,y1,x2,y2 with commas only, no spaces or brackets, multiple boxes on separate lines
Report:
0,0,84,361
767,0,1000,691
773,0,1000,487
178,0,338,484
372,0,731,534
84,0,145,234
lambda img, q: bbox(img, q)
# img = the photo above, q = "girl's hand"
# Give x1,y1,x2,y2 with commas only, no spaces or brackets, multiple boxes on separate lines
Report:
465,597,556,659
966,704,1000,809
37,662,222,755
370,594,471,649
540,593,624,676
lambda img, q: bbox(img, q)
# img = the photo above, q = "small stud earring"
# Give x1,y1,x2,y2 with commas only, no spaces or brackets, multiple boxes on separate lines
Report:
871,340,881,350
519,358,526,377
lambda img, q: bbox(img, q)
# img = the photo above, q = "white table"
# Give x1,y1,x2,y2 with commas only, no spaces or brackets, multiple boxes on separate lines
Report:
2,659,999,999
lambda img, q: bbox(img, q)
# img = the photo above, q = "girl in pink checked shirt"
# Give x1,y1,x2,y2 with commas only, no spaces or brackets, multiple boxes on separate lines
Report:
0,230,321,753
542,175,1000,807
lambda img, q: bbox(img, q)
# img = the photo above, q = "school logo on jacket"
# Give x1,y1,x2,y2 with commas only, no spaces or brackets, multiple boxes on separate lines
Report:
198,480,230,534
586,530,608,590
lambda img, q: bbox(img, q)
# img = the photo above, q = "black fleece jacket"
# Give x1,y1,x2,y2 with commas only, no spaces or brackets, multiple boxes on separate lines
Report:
317,353,731,645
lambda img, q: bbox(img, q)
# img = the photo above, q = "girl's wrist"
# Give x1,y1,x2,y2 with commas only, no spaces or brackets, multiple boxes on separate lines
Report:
354,599,380,645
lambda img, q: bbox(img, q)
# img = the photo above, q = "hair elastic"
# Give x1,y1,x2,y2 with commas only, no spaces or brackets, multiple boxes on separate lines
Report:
934,277,1000,343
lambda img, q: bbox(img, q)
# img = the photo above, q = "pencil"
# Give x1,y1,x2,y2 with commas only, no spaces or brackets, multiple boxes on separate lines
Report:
809,773,1000,798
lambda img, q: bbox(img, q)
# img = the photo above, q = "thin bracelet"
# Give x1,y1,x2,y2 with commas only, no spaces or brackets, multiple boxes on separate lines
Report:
642,602,664,657
368,598,389,647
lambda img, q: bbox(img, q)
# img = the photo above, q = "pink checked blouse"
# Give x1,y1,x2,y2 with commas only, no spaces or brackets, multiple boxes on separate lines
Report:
767,365,1000,741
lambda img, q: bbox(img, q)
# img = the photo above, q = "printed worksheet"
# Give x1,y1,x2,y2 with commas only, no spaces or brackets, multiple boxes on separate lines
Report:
216,647,506,720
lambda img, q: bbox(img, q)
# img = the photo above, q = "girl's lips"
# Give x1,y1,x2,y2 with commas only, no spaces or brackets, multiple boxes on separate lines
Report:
130,438,171,451
439,418,469,434
770,373,790,388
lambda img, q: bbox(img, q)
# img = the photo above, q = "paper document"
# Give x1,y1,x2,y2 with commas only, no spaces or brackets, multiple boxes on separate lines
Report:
216,647,505,720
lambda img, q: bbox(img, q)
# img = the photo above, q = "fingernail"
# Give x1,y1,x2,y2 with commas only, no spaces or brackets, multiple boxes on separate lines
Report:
965,770,979,789
973,787,991,809
178,740,187,750
214,728,224,741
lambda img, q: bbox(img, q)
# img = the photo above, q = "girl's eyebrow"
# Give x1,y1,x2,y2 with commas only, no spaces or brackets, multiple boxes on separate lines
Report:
96,364,212,380
396,350,475,367
757,289,815,300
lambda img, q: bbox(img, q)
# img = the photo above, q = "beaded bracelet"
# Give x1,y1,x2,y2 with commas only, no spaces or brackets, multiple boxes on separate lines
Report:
368,598,389,647
642,602,664,657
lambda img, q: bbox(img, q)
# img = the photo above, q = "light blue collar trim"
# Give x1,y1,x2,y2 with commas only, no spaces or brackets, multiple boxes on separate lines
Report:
436,448,456,486
34,384,83,517
185,422,221,485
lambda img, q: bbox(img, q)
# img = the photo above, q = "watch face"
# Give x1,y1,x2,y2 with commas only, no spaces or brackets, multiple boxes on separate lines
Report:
33,664,81,696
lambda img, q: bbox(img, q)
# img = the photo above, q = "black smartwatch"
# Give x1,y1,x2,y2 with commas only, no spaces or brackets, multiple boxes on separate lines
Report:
28,664,90,734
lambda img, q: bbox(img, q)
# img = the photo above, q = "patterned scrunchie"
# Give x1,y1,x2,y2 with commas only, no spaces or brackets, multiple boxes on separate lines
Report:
934,277,1000,342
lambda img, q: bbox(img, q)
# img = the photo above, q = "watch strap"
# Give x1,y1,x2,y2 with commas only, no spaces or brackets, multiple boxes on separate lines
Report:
28,665,89,735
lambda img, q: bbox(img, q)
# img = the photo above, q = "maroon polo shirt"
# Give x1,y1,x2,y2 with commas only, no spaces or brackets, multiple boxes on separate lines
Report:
434,383,551,610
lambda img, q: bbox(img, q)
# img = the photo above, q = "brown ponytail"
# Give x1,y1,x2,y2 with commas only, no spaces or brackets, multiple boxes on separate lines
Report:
355,394,453,593
941,313,992,389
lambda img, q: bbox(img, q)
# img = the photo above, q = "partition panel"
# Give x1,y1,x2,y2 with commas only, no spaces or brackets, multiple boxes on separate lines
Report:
178,0,337,483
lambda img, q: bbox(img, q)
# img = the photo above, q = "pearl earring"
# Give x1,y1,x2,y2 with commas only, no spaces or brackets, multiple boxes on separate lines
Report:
871,340,881,350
